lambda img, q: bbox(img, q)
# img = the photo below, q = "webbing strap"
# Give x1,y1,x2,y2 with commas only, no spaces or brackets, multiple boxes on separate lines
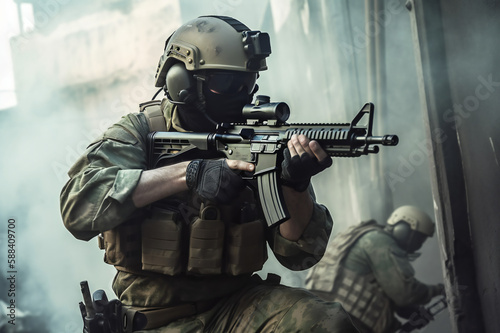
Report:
141,255,179,266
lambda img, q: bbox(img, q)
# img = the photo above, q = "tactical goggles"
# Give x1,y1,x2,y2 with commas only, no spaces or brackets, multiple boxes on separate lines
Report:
195,71,258,96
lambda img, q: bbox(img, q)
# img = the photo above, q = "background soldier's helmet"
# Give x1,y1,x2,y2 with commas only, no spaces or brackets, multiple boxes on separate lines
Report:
154,15,271,104
386,205,435,253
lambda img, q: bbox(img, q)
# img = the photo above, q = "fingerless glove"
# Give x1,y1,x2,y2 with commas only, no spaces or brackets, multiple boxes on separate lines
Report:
186,159,245,203
280,148,332,192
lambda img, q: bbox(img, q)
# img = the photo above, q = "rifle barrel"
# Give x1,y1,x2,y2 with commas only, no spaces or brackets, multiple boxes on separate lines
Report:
355,135,399,146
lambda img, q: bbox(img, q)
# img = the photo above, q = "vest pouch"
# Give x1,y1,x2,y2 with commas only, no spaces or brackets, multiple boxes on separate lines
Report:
225,219,267,275
141,207,183,275
187,205,224,275
102,218,142,269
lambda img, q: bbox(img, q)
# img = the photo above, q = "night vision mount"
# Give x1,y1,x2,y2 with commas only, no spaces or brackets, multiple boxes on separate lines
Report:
242,31,271,70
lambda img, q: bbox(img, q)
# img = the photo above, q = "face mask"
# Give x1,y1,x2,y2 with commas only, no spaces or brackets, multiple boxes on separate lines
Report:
176,103,217,132
204,88,254,124
176,89,253,132
405,231,427,253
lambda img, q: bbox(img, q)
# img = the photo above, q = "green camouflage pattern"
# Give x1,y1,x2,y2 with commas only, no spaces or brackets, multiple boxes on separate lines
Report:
306,222,443,333
135,281,359,332
60,99,338,317
60,112,150,241
341,229,438,306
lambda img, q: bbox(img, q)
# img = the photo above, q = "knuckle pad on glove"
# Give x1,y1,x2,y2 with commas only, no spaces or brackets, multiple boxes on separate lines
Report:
198,162,223,200
189,159,245,204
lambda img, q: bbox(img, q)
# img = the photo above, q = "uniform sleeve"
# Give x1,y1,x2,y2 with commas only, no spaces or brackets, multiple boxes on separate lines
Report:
269,186,333,270
363,231,438,307
60,113,150,241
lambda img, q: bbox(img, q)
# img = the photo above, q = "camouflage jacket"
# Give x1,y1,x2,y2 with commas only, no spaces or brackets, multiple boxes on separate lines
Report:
306,221,441,333
60,99,333,307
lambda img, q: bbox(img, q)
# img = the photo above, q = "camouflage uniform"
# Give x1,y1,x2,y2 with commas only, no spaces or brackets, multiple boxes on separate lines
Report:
60,99,359,332
305,221,443,333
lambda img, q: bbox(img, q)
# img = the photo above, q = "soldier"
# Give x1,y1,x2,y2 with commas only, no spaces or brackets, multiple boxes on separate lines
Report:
60,16,359,332
305,205,445,333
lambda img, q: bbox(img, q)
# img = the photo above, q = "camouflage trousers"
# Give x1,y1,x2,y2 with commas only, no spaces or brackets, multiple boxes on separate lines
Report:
136,281,359,333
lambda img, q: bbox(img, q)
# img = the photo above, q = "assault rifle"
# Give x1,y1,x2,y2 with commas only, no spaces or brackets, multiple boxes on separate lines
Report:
148,96,399,227
398,296,448,333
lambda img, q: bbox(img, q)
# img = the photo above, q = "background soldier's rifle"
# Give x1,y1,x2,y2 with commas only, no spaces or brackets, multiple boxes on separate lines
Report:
148,96,399,227
398,296,448,333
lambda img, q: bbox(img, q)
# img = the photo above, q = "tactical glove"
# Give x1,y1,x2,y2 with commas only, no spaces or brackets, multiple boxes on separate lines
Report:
186,159,245,204
280,148,333,192
396,306,420,319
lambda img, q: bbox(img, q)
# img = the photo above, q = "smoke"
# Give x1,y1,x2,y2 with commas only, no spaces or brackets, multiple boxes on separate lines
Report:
0,61,120,333
0,1,181,332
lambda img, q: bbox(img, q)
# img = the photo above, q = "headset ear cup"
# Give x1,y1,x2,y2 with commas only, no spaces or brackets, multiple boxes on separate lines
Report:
392,222,412,250
178,89,189,102
166,63,195,103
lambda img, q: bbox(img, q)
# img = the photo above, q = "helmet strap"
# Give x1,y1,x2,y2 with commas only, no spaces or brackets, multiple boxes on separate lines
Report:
194,77,218,126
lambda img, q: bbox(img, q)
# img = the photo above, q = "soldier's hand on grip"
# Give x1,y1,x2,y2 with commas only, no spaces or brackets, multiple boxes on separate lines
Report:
186,159,250,204
281,134,333,192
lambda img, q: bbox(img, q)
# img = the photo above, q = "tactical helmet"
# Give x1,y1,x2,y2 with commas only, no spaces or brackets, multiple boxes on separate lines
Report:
154,15,271,104
387,205,435,253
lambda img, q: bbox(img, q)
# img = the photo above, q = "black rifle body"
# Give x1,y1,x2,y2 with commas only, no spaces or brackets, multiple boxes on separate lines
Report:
398,296,448,333
148,101,398,227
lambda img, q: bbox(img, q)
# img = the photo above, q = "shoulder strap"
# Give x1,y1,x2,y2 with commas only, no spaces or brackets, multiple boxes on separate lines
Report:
139,100,167,132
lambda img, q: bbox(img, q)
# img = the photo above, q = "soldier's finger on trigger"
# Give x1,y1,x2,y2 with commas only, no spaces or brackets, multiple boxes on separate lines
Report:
226,159,254,172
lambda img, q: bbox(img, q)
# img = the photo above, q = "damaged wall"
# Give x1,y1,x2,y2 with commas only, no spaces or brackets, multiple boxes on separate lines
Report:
408,0,500,332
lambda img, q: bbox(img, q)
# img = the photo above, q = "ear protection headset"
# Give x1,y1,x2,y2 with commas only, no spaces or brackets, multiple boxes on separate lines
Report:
165,62,196,104
391,221,428,253
387,205,435,253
